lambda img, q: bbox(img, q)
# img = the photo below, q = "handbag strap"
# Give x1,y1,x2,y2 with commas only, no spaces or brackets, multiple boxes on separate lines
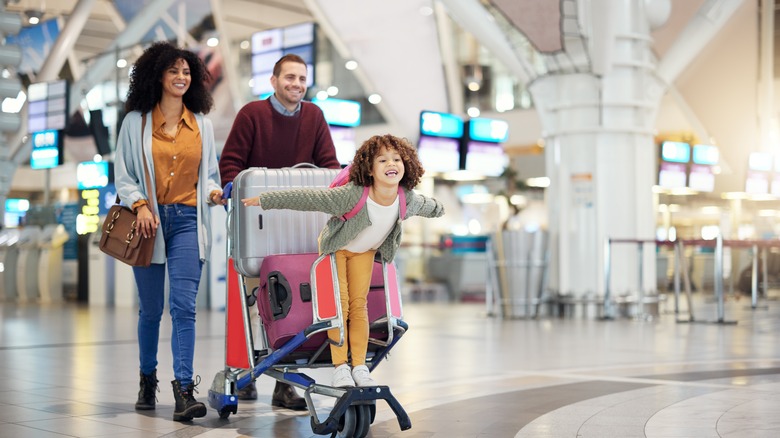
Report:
139,113,156,212
114,112,154,210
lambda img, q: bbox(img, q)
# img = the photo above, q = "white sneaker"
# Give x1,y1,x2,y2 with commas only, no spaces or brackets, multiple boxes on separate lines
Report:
332,364,355,387
351,365,377,387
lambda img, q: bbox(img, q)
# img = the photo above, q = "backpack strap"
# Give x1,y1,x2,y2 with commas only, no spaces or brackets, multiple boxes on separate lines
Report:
340,186,370,221
340,186,407,222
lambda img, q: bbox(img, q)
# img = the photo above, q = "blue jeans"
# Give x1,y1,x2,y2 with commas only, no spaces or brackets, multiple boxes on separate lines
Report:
133,204,202,386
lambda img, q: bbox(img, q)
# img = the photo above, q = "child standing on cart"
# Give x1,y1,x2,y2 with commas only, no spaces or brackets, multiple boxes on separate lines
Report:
243,134,444,387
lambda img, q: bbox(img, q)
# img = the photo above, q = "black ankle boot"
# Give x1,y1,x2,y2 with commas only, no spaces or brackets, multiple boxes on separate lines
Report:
134,370,158,410
171,377,207,421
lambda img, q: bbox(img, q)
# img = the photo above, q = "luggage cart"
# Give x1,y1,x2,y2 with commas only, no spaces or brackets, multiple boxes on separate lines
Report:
207,169,412,437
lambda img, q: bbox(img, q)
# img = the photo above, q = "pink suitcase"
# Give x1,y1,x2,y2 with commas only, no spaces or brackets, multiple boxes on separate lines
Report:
258,253,389,353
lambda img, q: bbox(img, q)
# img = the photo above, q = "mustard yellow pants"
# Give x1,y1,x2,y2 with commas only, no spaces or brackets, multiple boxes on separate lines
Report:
328,249,376,367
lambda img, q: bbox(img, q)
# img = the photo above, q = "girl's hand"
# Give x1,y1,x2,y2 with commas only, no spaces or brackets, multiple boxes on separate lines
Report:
242,197,260,207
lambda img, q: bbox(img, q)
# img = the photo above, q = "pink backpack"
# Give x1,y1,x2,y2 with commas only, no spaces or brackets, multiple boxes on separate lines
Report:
329,164,407,221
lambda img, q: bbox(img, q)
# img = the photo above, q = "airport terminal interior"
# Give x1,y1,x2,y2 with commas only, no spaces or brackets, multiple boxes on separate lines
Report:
2,0,780,437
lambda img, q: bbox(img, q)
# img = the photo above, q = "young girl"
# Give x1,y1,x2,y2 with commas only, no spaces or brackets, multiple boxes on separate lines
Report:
242,134,444,387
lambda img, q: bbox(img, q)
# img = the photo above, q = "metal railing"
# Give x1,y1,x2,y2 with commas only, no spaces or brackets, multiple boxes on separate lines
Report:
604,236,778,323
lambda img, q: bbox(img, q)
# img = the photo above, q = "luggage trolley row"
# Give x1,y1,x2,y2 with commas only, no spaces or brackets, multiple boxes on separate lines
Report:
207,167,412,437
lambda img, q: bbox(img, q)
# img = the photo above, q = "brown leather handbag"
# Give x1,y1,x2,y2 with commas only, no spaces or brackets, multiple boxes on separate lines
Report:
99,114,155,267
99,204,154,266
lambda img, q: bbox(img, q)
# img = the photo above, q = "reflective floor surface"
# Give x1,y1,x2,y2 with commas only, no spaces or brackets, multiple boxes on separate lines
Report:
1,292,779,437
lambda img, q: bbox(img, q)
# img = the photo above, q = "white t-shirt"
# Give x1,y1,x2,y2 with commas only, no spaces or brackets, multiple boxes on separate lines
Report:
343,195,400,253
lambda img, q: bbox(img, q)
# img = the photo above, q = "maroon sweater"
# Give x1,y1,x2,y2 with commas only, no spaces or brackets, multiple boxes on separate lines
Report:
219,99,340,185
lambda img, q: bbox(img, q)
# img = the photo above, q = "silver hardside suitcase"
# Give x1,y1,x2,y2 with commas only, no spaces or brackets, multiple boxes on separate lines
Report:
230,167,341,277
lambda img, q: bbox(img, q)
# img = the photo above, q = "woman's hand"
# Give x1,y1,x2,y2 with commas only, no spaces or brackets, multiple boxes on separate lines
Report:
242,197,260,207
210,190,226,205
136,205,159,239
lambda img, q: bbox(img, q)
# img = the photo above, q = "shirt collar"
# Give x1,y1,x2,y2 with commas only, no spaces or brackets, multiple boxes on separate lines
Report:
152,104,196,131
270,93,301,116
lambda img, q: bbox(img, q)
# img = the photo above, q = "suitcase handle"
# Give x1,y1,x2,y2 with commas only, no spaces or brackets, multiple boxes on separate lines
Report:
268,272,292,320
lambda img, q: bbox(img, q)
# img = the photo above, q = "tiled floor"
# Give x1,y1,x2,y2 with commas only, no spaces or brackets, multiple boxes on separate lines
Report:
1,291,779,437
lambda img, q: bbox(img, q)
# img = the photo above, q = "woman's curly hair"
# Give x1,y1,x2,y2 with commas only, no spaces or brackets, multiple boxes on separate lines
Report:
349,134,425,190
125,41,213,114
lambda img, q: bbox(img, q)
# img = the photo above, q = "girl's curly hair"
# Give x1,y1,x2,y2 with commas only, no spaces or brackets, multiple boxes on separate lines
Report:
125,41,213,114
349,134,425,190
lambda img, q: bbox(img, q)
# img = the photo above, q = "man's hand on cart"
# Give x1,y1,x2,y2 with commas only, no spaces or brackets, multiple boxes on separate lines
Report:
242,196,260,207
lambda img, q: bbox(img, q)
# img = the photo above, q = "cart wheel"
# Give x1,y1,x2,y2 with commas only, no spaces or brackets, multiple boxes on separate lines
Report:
332,405,357,438
218,407,232,419
368,402,376,424
354,405,371,438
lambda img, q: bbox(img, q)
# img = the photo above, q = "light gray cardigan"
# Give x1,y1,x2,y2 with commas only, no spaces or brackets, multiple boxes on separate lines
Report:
258,182,445,262
114,111,221,263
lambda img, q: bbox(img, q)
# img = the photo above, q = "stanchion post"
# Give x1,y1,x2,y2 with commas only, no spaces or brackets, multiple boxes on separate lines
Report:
762,245,768,305
637,241,645,318
751,244,758,309
602,238,612,319
673,241,681,315
715,234,725,323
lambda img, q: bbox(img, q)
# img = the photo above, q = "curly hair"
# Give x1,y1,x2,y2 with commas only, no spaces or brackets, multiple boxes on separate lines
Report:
349,134,425,190
125,41,213,114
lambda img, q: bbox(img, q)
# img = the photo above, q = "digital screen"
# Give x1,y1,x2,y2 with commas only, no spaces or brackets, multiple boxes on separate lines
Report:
692,144,718,165
283,23,315,47
30,129,62,169
748,152,773,172
252,28,283,53
417,135,460,174
464,141,508,177
420,111,463,139
313,98,361,127
771,176,780,196
77,161,110,189
251,23,315,98
688,164,714,192
658,162,687,189
330,126,357,165
5,198,30,213
660,141,690,163
746,171,769,194
26,79,68,132
468,118,509,143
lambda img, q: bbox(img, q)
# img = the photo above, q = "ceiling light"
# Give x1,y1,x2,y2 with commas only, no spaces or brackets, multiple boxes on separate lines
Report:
367,94,381,104
207,37,219,47
316,90,328,100
345,60,357,70
327,86,338,96
116,59,127,68
467,106,480,117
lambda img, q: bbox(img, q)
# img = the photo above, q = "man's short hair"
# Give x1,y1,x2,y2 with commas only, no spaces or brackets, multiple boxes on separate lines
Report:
273,54,307,77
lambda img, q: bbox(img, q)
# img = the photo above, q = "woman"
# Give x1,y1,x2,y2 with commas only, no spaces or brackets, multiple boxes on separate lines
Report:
114,41,223,422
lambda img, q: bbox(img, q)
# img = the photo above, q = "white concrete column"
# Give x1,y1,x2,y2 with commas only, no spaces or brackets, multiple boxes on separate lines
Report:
530,0,662,298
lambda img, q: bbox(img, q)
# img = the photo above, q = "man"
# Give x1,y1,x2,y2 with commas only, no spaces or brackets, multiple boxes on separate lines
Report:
219,54,340,410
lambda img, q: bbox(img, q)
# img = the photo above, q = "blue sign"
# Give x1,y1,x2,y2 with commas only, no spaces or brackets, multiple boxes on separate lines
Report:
312,98,361,127
692,144,719,165
420,111,464,139
468,118,509,143
661,141,690,163
30,129,62,169
77,161,110,189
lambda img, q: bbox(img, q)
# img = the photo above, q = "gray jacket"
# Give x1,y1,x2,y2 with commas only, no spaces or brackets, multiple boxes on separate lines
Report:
114,111,222,263
258,182,445,262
